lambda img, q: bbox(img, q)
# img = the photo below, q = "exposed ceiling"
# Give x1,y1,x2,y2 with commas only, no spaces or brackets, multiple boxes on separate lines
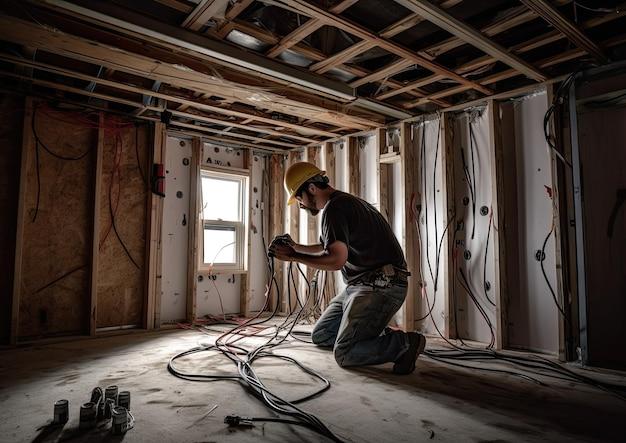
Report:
0,0,624,151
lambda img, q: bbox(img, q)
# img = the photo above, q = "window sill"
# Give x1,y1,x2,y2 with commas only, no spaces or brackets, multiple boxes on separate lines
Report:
198,269,248,275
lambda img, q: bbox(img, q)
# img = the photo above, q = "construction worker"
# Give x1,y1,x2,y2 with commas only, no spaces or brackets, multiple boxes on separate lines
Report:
268,162,426,374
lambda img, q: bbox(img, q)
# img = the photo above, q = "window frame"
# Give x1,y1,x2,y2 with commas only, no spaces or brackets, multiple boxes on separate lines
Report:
198,167,249,273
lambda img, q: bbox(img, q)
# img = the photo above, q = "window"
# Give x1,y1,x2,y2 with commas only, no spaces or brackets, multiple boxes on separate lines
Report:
199,169,248,272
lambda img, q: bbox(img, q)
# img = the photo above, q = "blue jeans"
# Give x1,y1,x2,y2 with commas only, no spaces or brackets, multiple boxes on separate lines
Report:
311,283,410,367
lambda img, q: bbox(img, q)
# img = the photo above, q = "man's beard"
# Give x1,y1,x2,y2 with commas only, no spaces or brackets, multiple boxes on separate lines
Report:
306,207,320,216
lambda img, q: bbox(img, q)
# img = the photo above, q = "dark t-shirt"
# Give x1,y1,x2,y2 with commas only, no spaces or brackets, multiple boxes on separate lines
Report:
320,191,406,284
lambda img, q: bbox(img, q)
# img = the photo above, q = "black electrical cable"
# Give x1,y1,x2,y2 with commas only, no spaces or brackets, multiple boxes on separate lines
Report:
482,212,496,307
458,268,495,349
540,226,568,320
574,0,620,13
468,116,478,240
108,135,140,270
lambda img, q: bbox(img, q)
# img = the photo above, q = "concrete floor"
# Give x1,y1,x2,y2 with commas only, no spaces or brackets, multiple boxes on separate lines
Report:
1,328,625,443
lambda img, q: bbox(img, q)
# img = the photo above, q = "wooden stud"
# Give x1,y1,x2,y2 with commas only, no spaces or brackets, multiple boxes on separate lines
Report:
440,114,458,339
10,97,34,344
89,112,105,336
287,150,302,310
375,128,391,222
306,146,322,288
400,121,418,331
239,149,253,317
546,86,568,360
347,136,361,197
145,122,167,329
322,142,337,301
268,154,286,311
487,100,508,350
186,138,201,323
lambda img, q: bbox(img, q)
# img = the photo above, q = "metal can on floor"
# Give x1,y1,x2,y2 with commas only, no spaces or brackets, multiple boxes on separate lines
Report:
118,391,131,410
79,402,97,430
104,385,118,404
53,399,69,425
111,406,134,435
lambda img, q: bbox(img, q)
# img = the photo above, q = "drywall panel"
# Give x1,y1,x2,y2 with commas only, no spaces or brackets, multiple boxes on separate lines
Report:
0,94,23,343
196,275,241,316
414,119,447,336
509,92,559,354
19,104,95,338
248,154,269,312
160,136,192,323
97,122,148,329
452,110,498,345
578,105,626,369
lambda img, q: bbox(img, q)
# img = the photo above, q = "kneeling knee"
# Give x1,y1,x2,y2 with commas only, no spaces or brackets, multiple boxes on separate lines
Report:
333,347,350,368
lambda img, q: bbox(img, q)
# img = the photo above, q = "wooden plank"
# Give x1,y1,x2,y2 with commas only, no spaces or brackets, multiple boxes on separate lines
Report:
182,0,224,31
268,154,286,311
225,0,254,21
394,0,546,82
265,0,360,58
287,150,302,310
281,0,492,95
10,97,33,345
440,114,457,339
89,112,105,336
322,142,337,303
186,138,201,323
305,146,322,305
347,136,361,197
379,0,462,38
350,59,414,88
146,122,167,329
310,41,376,74
0,16,374,134
400,122,418,331
487,100,508,350
375,128,391,222
545,86,567,360
519,0,608,63
239,149,252,317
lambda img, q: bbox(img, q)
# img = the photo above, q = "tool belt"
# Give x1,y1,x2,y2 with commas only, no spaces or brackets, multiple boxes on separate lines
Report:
352,264,410,288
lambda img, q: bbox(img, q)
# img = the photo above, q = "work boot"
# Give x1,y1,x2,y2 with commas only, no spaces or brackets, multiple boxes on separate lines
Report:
393,332,426,375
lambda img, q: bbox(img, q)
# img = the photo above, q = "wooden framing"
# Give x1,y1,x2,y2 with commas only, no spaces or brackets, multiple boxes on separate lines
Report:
400,122,418,331
519,0,608,63
487,100,508,350
239,149,253,317
186,137,201,323
440,113,457,339
181,0,224,31
347,136,361,197
10,97,33,344
286,150,303,310
322,142,338,300
268,154,286,311
89,113,105,336
545,86,568,360
280,0,492,95
146,122,167,329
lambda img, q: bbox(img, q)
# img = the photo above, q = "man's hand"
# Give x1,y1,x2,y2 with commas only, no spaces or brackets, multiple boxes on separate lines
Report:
268,242,296,261
269,233,295,248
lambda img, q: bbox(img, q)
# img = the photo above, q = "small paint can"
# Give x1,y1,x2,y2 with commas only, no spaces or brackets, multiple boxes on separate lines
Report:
104,385,118,404
79,402,97,430
111,406,133,435
53,399,69,425
117,391,131,410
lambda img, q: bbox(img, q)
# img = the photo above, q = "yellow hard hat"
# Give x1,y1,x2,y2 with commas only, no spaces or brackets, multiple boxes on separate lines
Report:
284,162,326,205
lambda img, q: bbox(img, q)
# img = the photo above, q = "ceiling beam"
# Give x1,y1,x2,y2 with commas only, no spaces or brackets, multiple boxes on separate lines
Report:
224,19,452,106
391,4,626,103
518,0,608,63
279,0,492,95
0,52,323,143
393,0,547,81
265,0,359,58
181,0,227,31
0,13,385,131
